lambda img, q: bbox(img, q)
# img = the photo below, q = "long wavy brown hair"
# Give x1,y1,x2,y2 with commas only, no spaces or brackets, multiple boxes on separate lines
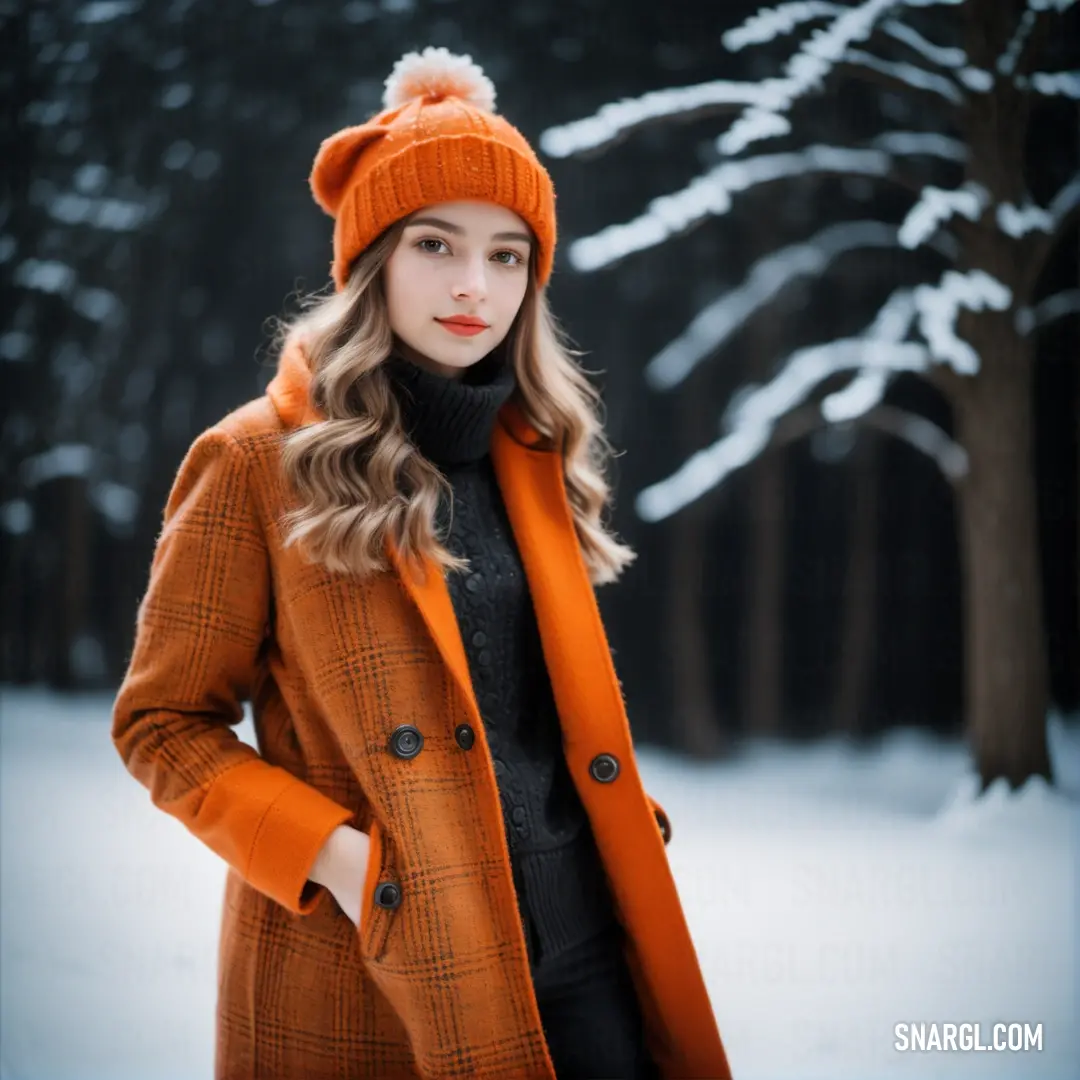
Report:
270,218,635,585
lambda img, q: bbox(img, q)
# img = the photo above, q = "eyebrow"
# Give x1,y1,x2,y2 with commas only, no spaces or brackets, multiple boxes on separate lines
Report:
405,215,533,246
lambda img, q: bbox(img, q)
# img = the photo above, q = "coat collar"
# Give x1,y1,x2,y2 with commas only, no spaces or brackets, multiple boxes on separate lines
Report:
265,332,559,720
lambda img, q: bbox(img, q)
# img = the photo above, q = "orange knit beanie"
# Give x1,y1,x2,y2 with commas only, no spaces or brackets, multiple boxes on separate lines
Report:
309,47,557,291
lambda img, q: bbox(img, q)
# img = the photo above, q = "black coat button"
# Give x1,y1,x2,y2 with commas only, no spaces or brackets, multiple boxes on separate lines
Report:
589,753,620,783
388,724,423,759
374,882,402,909
455,723,475,750
471,630,488,647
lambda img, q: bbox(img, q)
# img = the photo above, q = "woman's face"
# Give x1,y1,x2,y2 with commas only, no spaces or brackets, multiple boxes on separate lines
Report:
383,200,532,379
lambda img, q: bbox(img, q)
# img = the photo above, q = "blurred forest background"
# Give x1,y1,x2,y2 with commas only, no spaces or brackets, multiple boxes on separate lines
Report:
3,0,1077,778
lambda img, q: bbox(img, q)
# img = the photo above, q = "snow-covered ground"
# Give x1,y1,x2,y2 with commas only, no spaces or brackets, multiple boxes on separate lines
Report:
1,687,1076,1080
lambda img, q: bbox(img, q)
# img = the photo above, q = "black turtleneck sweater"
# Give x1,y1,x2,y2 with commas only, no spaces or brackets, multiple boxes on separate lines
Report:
385,350,618,967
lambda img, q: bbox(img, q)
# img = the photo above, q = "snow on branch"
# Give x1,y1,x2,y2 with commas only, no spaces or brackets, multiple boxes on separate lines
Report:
913,269,1012,375
871,131,967,162
13,258,77,296
839,49,965,102
539,0,981,162
1015,288,1080,334
998,8,1037,76
635,279,979,520
1027,0,1077,12
957,68,994,91
994,174,1080,241
537,80,767,159
996,199,1054,238
718,0,910,156
880,18,965,70
899,181,988,248
716,0,971,155
821,287,919,420
1051,173,1080,217
721,2,844,52
1001,0,1077,76
75,1,140,23
1022,70,1080,97
568,146,892,272
20,444,95,486
820,371,890,421
644,220,899,390
859,406,969,479
635,337,931,521
1049,172,1080,227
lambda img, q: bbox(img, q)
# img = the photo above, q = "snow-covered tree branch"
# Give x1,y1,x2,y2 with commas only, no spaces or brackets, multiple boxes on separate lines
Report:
1015,288,1080,334
564,134,969,274
539,0,983,162
644,221,901,391
538,81,768,159
721,2,845,52
879,18,966,71
634,337,952,522
1048,171,1080,231
566,147,897,271
837,49,967,103
913,268,1012,375
854,404,969,479
1027,171,1080,285
1016,69,1080,96
717,0,970,156
899,181,988,248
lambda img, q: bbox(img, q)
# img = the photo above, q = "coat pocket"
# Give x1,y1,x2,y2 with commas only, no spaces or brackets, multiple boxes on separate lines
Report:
357,816,398,961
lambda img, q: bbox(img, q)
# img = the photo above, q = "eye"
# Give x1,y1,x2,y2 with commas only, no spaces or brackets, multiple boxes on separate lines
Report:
416,238,449,255
491,250,525,266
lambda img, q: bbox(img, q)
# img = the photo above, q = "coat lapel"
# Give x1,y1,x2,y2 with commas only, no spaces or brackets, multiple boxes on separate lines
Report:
385,540,477,721
489,404,627,753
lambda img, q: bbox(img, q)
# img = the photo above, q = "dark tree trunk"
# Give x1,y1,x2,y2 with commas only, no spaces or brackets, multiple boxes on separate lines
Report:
950,0,1053,788
953,331,1052,788
742,448,786,737
835,433,879,737
667,499,727,757
666,365,726,758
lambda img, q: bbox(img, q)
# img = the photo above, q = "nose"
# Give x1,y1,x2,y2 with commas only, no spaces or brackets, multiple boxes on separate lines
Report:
451,254,488,302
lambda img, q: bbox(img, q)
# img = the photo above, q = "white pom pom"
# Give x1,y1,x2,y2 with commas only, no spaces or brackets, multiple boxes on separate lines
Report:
383,47,497,113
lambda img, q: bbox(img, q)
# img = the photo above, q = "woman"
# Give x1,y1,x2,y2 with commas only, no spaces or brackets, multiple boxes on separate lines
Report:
112,46,732,1080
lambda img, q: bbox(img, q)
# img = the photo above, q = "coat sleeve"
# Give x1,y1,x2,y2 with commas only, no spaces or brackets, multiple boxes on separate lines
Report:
112,427,354,916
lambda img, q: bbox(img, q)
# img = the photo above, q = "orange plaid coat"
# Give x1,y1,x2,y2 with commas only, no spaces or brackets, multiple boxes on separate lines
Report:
112,338,732,1079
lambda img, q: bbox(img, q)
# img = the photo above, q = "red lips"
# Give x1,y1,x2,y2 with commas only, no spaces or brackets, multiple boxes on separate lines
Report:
436,316,489,337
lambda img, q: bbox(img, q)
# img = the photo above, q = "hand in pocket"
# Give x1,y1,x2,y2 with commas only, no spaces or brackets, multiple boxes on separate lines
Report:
310,824,372,929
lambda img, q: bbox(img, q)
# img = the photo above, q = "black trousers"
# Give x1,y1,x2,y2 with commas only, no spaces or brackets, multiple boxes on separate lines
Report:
530,922,661,1080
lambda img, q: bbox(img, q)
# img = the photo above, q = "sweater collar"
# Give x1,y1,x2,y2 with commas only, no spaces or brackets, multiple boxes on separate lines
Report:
385,347,516,467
